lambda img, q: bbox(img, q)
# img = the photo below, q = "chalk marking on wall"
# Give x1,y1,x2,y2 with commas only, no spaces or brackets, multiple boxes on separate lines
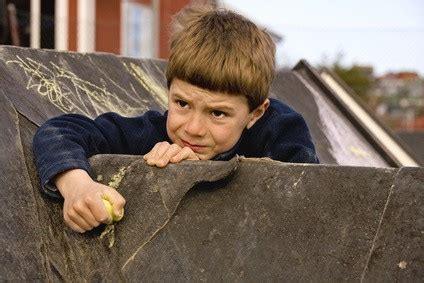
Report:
349,146,370,158
6,56,148,117
86,55,150,106
125,62,168,108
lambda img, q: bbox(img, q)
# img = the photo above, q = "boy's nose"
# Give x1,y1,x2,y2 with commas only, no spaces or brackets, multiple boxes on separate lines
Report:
184,113,207,137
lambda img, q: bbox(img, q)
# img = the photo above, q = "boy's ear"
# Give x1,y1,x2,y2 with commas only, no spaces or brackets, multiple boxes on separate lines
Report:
246,99,270,129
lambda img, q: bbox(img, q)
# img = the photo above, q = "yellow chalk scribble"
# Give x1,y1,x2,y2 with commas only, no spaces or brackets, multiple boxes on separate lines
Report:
99,166,128,248
6,55,148,117
100,223,116,248
108,166,127,189
125,62,168,108
349,146,370,158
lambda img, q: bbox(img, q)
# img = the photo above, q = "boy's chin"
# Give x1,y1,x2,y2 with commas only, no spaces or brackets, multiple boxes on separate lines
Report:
196,151,221,161
195,152,211,160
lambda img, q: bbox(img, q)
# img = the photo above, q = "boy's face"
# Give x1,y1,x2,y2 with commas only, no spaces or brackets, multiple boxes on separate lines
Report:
166,79,268,160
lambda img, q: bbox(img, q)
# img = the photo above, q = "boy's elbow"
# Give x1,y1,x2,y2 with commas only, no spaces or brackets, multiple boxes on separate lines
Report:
33,124,53,153
302,148,319,164
32,126,45,155
286,147,319,164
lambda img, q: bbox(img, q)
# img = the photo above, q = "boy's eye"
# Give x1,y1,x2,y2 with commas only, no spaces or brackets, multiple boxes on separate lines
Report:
176,100,188,108
211,110,226,118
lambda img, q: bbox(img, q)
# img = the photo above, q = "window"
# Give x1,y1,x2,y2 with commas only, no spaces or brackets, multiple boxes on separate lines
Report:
121,1,154,58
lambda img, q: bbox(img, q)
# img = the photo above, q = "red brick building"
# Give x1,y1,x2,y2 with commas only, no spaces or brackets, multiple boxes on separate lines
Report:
2,0,206,58
65,0,194,58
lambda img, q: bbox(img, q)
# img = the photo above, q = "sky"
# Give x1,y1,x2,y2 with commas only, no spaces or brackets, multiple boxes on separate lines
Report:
222,0,424,76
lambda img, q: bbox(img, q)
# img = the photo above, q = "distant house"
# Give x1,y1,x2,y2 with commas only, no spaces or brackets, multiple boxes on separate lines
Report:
372,71,424,130
1,0,202,59
376,72,423,98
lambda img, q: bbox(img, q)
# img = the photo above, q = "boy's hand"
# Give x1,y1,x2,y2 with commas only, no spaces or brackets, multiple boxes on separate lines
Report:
143,141,199,167
55,169,126,233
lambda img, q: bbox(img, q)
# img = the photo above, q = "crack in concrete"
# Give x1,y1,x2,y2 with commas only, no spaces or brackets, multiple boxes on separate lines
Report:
360,168,401,282
120,179,200,270
121,216,172,271
121,159,239,271
158,190,171,217
293,171,305,187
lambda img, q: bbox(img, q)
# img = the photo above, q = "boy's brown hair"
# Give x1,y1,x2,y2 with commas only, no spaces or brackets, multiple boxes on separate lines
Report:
166,3,276,111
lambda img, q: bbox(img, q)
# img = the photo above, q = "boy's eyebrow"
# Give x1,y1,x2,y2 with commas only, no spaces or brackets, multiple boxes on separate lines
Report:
170,91,190,100
170,89,237,113
205,103,236,113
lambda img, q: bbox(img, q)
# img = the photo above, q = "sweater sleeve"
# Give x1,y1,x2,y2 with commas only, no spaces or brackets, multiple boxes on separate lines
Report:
264,110,319,164
32,111,167,197
241,99,319,164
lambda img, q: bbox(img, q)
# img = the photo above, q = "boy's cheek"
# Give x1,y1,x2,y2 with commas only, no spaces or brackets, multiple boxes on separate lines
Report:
166,117,178,143
166,128,178,145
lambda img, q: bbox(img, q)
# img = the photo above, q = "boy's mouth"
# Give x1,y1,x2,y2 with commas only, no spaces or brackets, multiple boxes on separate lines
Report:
181,139,206,152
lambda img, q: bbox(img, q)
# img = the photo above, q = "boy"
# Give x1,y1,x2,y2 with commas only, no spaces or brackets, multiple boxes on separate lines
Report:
33,4,318,233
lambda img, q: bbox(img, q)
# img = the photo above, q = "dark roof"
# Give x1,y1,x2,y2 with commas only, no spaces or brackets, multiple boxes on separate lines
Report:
315,66,421,166
397,130,424,165
271,61,421,167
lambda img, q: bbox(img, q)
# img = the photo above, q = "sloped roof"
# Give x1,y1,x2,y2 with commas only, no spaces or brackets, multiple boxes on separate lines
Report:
317,66,421,166
270,61,420,167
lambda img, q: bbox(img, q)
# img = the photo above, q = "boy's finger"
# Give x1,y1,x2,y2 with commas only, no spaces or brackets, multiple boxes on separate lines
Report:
143,142,162,160
186,149,200,160
143,145,157,161
86,196,111,224
170,147,199,163
66,220,86,233
74,201,101,227
63,203,86,233
151,143,168,161
66,208,93,231
102,188,126,222
146,142,170,164
170,147,191,163
155,144,182,167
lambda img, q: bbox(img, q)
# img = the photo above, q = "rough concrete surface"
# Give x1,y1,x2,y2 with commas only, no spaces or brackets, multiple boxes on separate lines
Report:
3,149,423,281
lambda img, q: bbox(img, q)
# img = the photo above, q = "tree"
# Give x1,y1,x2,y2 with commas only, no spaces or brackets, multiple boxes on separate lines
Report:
332,63,375,102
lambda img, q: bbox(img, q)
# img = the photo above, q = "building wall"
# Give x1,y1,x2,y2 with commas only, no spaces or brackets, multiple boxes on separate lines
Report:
159,0,191,58
95,0,120,53
67,0,192,56
68,0,77,51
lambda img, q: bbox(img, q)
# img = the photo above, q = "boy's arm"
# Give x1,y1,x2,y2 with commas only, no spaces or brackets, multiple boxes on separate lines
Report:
33,111,165,196
33,111,164,233
266,111,319,164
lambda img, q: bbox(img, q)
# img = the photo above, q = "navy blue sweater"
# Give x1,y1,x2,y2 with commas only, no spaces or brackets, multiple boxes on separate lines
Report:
33,98,318,197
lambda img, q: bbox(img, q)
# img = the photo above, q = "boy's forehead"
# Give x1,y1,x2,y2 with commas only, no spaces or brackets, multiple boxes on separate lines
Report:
170,79,248,105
